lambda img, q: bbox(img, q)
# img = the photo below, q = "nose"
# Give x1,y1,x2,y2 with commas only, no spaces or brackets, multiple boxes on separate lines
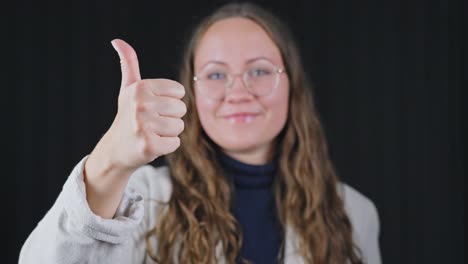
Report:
225,75,254,103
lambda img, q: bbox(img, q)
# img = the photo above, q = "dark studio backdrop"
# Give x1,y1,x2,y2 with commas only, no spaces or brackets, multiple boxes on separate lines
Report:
4,0,464,263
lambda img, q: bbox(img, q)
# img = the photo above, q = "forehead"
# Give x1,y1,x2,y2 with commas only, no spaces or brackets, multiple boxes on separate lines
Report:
194,17,283,70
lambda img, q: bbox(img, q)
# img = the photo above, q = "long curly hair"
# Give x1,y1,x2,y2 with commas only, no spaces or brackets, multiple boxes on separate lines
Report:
145,2,363,263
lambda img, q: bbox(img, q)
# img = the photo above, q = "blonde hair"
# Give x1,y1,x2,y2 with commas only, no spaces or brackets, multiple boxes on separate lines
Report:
146,3,363,263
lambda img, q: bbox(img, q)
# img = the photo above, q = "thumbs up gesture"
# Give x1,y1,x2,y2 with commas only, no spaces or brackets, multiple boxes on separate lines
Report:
109,39,186,170
83,39,186,218
105,39,186,171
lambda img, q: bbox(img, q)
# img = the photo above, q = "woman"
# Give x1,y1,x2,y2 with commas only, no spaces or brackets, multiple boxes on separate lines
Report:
19,3,381,264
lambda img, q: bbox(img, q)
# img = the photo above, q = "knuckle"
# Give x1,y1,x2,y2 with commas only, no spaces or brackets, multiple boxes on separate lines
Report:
177,119,185,133
130,80,146,97
158,136,180,155
135,102,148,113
167,137,180,153
141,136,158,158
174,137,181,149
142,141,155,157
179,101,187,116
134,80,146,90
178,85,186,97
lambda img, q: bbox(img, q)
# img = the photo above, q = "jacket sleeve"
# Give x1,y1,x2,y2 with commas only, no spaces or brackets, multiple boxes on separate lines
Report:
18,156,146,264
360,201,382,264
341,184,382,264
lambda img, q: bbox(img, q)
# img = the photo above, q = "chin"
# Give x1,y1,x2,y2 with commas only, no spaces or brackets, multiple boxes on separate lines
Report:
223,143,259,153
215,136,270,154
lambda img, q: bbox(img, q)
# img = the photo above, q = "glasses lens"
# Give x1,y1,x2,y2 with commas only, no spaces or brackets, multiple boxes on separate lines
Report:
196,65,229,100
245,60,279,96
195,59,280,100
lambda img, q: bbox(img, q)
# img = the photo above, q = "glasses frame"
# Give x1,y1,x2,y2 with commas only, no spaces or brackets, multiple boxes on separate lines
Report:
193,61,285,100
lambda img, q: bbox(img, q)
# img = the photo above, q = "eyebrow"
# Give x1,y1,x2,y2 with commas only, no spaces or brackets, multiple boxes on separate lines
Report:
198,56,274,69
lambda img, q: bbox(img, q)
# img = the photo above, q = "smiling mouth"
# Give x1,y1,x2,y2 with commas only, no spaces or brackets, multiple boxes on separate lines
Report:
223,113,259,124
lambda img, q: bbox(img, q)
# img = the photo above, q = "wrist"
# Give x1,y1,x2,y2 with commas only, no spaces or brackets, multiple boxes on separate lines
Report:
85,136,135,185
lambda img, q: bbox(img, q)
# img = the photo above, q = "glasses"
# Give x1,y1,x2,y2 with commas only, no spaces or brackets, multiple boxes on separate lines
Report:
193,59,284,100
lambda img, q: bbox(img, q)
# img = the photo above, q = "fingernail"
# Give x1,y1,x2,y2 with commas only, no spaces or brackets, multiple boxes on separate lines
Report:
111,39,118,52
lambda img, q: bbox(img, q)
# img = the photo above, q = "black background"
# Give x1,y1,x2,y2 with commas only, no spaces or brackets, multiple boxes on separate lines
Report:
5,0,464,263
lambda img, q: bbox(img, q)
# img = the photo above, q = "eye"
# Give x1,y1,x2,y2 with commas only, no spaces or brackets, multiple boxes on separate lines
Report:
249,68,271,77
207,72,227,80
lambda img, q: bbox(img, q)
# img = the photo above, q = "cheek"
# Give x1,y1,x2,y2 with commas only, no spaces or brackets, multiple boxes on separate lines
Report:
195,91,218,131
267,78,290,131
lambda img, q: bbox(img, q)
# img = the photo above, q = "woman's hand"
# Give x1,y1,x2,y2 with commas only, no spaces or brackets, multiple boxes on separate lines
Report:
102,39,186,172
83,39,186,218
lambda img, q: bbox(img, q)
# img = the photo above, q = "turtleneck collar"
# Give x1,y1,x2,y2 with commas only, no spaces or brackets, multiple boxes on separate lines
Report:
218,151,276,188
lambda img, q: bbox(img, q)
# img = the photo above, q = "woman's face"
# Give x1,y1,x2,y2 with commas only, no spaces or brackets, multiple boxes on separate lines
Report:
194,17,289,164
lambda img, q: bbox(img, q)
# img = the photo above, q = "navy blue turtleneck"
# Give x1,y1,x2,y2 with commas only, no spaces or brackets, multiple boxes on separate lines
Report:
219,152,282,264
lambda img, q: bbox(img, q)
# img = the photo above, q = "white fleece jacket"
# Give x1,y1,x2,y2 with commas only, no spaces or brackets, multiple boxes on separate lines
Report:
19,156,382,264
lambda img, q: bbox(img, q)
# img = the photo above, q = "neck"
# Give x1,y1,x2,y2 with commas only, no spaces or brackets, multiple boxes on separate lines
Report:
222,143,273,165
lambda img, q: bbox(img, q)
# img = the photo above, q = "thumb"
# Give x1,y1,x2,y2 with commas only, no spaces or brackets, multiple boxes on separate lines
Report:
111,39,141,88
